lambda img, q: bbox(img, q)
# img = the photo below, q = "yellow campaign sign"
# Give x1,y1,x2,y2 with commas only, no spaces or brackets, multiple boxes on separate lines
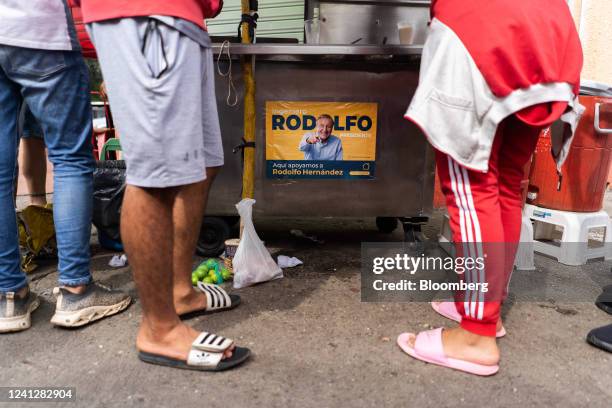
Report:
265,101,378,179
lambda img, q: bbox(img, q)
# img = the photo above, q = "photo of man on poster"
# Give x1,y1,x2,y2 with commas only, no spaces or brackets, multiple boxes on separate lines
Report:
298,114,343,160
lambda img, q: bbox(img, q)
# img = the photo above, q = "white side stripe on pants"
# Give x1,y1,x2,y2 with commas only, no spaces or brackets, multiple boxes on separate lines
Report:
460,164,486,320
446,156,473,317
451,160,478,318
447,156,485,320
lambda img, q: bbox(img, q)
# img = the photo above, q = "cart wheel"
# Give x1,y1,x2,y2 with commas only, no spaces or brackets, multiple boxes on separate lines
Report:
376,217,398,233
196,217,231,257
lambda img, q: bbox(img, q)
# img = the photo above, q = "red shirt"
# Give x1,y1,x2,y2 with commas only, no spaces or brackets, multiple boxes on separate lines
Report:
68,2,96,58
432,0,582,125
79,0,223,29
432,0,582,98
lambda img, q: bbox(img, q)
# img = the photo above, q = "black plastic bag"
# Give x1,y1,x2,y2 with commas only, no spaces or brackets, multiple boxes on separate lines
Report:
93,160,126,243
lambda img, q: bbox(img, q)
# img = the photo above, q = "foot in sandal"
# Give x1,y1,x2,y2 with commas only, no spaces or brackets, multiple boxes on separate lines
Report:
136,322,250,371
431,301,506,337
175,282,241,319
397,326,500,376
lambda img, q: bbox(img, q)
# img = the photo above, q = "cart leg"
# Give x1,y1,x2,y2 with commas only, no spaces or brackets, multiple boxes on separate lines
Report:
399,217,428,252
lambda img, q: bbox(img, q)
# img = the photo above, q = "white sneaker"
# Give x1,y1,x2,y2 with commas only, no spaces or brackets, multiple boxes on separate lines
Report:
50,282,131,328
0,289,40,333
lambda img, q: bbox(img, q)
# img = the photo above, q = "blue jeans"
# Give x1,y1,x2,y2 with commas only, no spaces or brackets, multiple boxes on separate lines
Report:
20,104,44,139
0,45,94,292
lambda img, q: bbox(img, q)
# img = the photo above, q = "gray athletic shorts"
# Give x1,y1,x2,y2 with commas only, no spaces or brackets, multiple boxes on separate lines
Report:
87,18,224,188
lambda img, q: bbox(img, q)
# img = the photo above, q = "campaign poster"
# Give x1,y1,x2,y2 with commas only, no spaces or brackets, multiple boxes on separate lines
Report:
266,101,378,179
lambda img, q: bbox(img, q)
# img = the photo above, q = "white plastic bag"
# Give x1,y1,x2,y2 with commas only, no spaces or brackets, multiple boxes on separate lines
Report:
233,199,283,288
277,255,303,268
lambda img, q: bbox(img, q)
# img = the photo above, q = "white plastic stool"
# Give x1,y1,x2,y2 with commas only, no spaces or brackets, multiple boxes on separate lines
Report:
438,211,536,270
524,203,612,266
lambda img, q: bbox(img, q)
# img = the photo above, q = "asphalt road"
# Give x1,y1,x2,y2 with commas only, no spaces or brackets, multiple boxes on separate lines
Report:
2,215,611,408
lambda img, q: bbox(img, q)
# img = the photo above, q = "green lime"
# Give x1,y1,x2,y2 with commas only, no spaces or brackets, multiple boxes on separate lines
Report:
197,269,208,280
205,259,217,269
221,269,231,280
203,276,214,284
191,275,199,286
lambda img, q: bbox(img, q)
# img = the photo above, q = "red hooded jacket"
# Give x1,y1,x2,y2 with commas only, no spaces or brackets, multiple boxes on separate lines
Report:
430,0,582,125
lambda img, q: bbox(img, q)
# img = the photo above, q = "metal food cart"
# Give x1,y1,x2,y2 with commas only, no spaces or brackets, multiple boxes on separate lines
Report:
199,43,435,255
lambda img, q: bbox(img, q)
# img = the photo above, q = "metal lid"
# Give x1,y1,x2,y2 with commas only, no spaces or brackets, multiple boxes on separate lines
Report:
580,80,612,97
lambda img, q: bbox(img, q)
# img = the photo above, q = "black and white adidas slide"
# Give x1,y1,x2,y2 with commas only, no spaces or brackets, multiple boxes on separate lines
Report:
138,331,251,371
179,282,241,319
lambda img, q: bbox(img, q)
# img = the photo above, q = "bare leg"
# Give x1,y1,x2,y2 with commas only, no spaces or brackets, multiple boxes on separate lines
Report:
19,138,47,206
172,167,221,315
123,183,231,360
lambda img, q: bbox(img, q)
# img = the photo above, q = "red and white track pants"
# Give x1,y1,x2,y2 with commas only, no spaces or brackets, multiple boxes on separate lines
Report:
436,115,542,336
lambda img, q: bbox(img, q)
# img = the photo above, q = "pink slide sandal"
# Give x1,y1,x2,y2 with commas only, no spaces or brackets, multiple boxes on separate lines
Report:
431,301,507,338
397,328,499,376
